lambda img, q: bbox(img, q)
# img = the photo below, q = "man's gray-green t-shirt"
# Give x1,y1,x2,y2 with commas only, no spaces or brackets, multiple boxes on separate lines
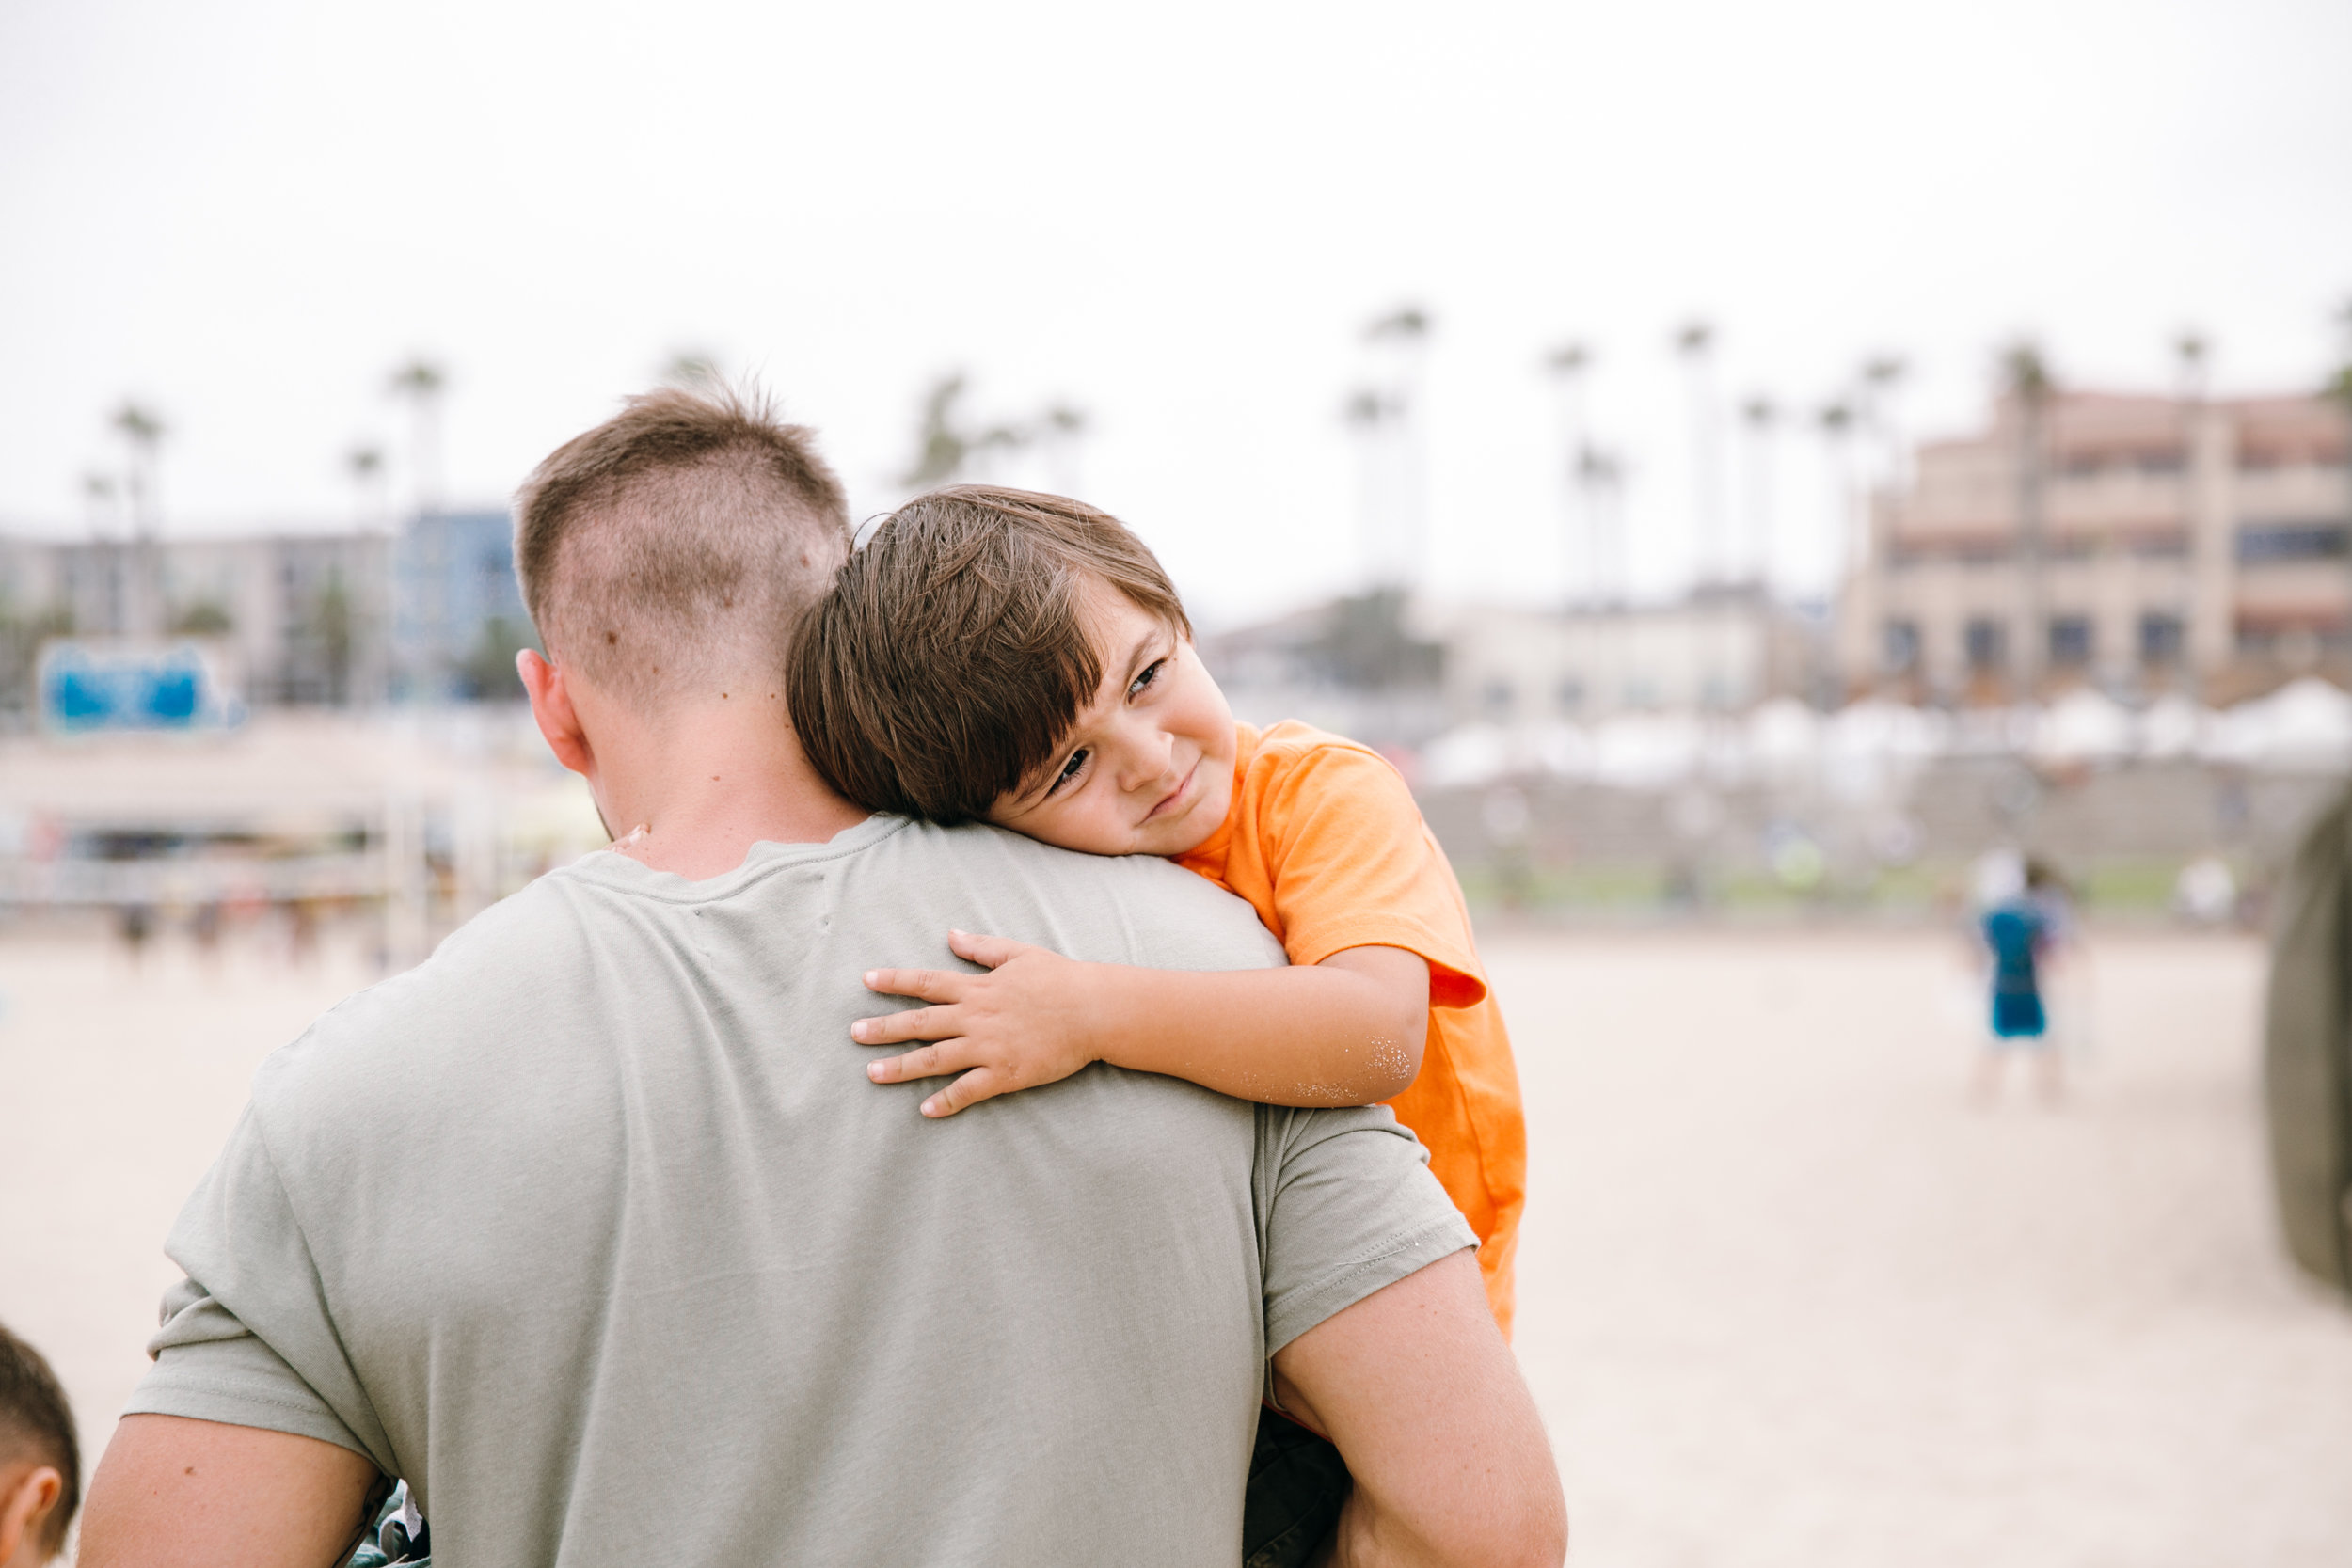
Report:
130,816,1473,1566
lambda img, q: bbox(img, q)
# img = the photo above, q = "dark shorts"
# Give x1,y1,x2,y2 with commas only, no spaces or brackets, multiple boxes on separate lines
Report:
1991,989,2047,1041
1244,1408,1352,1568
354,1420,1341,1566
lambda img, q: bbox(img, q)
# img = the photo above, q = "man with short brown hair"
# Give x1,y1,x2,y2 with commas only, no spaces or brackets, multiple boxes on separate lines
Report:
79,386,1564,1568
513,384,850,712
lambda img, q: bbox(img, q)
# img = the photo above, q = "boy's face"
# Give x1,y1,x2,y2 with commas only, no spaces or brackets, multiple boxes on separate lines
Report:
988,583,1236,858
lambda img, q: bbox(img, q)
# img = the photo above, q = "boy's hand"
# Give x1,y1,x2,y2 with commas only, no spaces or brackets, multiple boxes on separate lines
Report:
855,930,1104,1117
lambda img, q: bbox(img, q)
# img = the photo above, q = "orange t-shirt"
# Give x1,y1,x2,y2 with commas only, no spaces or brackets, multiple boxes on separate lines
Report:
1177,720,1527,1335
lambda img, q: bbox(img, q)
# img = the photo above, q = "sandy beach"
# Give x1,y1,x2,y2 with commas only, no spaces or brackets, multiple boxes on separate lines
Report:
5,924,2349,1562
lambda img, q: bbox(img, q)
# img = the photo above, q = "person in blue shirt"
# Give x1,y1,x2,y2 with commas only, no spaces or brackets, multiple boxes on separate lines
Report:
1976,857,2071,1104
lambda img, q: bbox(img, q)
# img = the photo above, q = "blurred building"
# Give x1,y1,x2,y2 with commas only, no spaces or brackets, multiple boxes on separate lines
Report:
389,509,534,702
0,508,534,723
1200,588,1450,752
1200,584,1828,754
0,531,391,719
1438,586,1824,723
1843,388,2352,705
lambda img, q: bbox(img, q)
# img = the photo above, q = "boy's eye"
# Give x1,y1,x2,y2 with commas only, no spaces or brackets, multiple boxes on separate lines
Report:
1044,748,1090,798
1127,659,1168,700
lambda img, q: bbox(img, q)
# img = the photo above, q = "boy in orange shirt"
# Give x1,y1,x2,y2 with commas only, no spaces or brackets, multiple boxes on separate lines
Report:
789,484,1527,1340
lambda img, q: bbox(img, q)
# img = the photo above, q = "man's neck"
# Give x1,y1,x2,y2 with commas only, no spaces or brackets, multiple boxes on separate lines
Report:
590,694,869,881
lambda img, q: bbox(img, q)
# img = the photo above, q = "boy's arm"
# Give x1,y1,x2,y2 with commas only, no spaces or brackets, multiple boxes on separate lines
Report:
857,929,1428,1115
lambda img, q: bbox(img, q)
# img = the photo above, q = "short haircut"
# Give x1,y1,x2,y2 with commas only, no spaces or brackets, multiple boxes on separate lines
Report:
513,384,851,709
0,1322,79,1556
788,485,1192,823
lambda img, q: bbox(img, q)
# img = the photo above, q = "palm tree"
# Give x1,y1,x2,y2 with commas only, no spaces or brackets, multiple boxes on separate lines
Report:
313,571,355,705
900,373,974,488
346,444,387,529
662,350,723,388
81,470,119,535
1676,321,1724,593
1363,305,1433,588
1817,399,1857,590
897,373,1044,490
2322,296,2352,422
1860,354,1908,492
2174,331,2209,402
2168,331,2213,694
1741,396,1777,595
388,357,449,517
1040,403,1089,496
1544,343,1593,604
77,468,121,637
971,418,1032,482
1576,444,1628,605
111,403,165,533
2001,341,2055,701
1343,387,1403,587
389,357,449,700
111,401,166,636
1366,305,1431,341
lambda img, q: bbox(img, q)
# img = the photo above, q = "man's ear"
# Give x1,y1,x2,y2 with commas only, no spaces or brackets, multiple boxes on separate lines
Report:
0,1464,63,1567
518,650,594,779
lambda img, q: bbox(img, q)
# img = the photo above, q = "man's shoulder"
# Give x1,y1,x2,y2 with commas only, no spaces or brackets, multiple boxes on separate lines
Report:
853,818,1286,969
875,816,1222,895
246,866,606,1115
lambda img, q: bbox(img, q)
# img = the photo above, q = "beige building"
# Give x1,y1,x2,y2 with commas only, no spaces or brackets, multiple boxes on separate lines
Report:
1440,587,1822,722
1843,388,2352,705
0,507,537,721
0,531,392,718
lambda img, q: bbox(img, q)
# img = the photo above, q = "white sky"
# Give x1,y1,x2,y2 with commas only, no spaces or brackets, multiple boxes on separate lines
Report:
3,0,2347,626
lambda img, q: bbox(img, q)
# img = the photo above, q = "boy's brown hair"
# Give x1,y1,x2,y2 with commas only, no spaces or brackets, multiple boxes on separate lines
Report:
514,384,850,709
788,484,1191,823
0,1322,78,1557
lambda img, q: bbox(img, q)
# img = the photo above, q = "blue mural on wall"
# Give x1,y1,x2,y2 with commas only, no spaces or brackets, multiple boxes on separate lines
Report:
38,641,243,732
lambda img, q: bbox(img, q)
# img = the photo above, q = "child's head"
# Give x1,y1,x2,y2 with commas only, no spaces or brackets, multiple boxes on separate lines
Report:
789,485,1237,857
0,1323,76,1567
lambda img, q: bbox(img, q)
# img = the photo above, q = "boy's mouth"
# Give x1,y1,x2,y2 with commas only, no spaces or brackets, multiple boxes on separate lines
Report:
1142,761,1200,825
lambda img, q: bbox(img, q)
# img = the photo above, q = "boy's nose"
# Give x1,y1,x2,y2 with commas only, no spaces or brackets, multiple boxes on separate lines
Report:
1117,727,1178,792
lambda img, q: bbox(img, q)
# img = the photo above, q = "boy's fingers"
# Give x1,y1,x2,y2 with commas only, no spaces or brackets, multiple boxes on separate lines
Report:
921,1068,1003,1117
946,929,1031,970
866,1039,977,1085
851,1006,960,1046
864,967,968,1003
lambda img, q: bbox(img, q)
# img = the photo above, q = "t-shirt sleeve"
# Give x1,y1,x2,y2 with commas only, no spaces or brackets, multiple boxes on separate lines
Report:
130,1278,371,1459
1252,1103,1477,1362
1257,743,1488,1007
124,1103,392,1473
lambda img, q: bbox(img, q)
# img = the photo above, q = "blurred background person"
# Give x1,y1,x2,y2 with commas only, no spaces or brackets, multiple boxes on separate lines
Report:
1975,855,2074,1104
111,904,151,974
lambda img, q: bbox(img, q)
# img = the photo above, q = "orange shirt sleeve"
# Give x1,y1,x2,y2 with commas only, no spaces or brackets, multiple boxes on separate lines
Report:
1252,740,1488,1010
